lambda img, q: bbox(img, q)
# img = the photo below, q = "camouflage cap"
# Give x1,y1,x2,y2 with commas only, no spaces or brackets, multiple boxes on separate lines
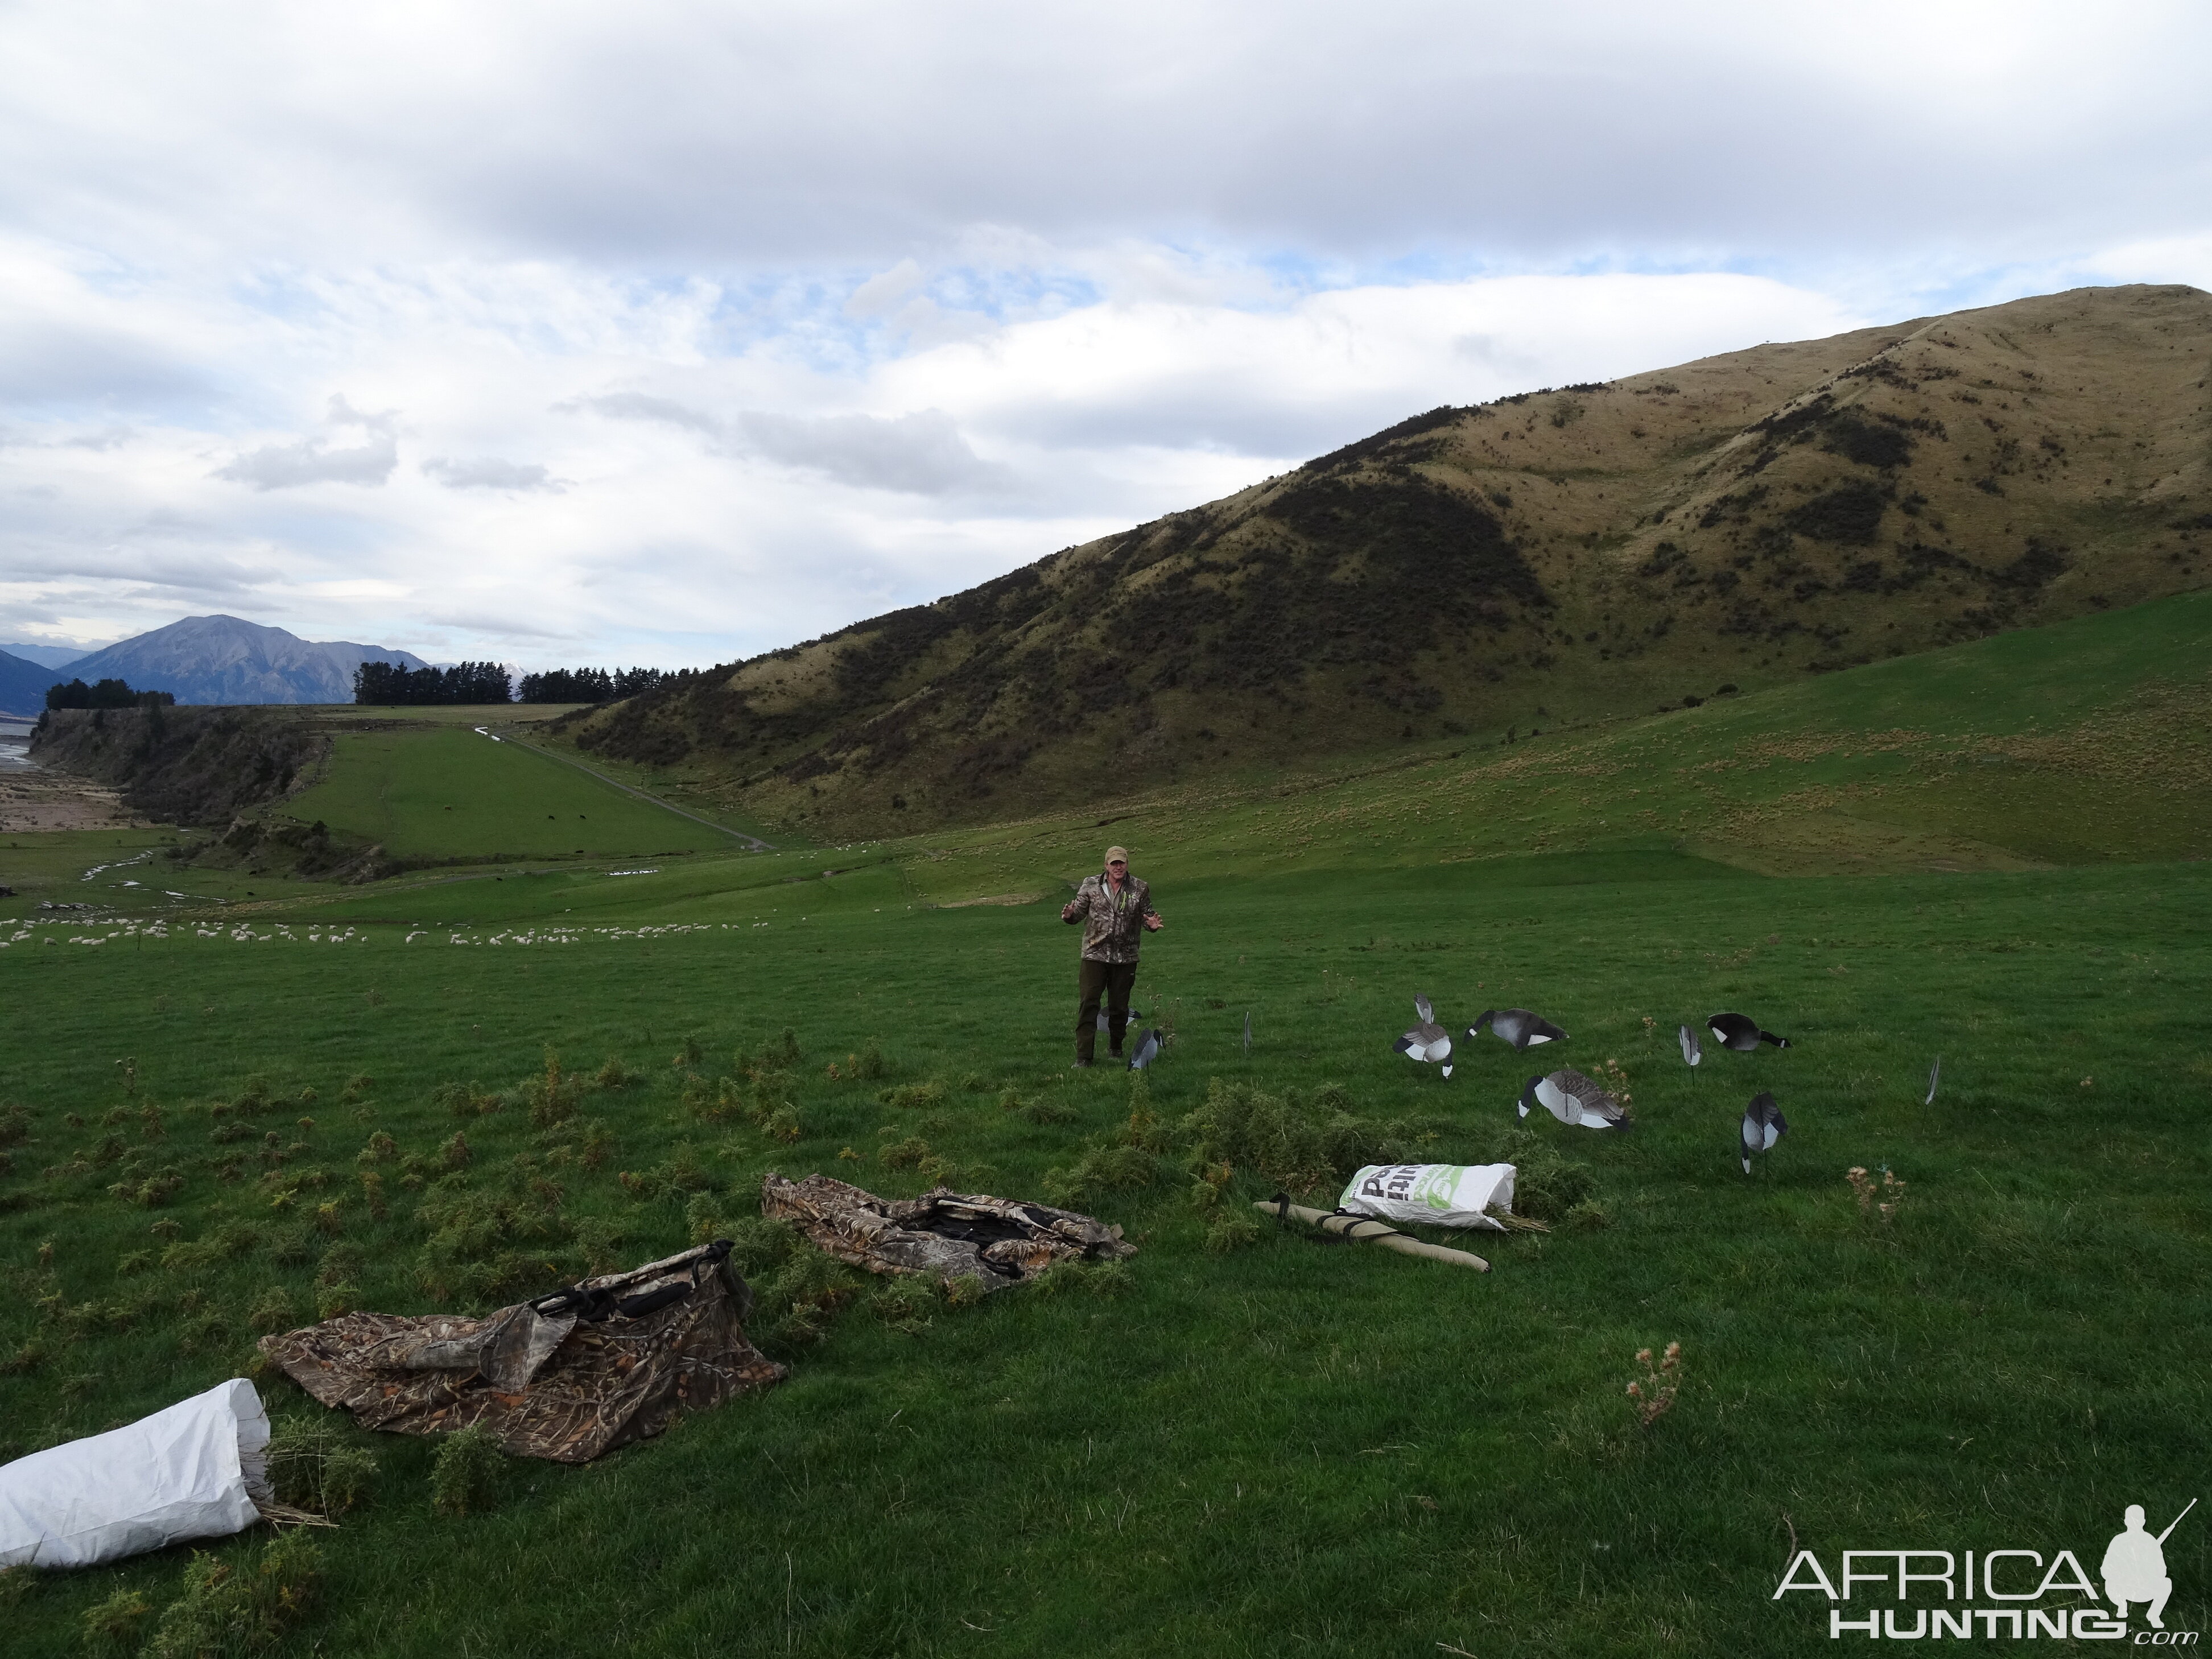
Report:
1104,845,1129,864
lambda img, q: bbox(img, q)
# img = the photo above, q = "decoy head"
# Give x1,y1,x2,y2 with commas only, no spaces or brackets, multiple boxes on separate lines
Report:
1517,1074,1541,1119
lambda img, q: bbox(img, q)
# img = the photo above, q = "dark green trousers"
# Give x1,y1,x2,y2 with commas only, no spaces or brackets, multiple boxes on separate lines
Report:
1075,958,1138,1062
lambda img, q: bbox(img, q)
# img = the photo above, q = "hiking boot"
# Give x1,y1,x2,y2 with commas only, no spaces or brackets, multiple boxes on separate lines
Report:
1073,1059,1093,1068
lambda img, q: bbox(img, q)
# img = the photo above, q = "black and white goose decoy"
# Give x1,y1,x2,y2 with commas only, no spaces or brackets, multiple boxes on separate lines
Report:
1518,1068,1631,1131
1394,994,1454,1078
1739,1090,1788,1173
1679,1024,1702,1067
1707,1012,1791,1051
1127,1029,1162,1071
1472,1008,1569,1051
1924,1056,1940,1105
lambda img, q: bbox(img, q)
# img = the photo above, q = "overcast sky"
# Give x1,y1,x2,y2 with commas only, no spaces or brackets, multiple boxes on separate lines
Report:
2,2,2207,668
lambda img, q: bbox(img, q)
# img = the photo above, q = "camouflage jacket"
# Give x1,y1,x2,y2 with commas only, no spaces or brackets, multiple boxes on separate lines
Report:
1064,870,1155,963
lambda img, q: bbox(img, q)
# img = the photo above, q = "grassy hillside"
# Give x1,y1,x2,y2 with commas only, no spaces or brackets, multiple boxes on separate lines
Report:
284,725,741,862
564,283,2212,841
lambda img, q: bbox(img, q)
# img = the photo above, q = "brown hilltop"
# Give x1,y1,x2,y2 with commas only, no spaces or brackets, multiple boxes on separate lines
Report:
567,283,2212,836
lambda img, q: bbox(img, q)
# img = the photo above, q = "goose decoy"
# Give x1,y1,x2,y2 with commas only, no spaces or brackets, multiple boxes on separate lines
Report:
1679,1024,1702,1067
1739,1090,1788,1173
1517,1068,1631,1130
1924,1057,1940,1105
1127,1029,1162,1071
1394,994,1454,1078
1472,1008,1568,1051
1096,1006,1146,1032
1244,1011,1253,1056
1707,1012,1790,1051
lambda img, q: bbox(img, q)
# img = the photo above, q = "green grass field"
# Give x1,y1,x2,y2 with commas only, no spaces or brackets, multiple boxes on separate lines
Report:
285,725,748,862
3,599,2209,1656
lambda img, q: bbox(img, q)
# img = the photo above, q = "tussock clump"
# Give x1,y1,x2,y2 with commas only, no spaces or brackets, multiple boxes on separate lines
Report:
523,1049,583,1128
869,1274,936,1334
1041,1144,1164,1211
414,1159,574,1302
430,1426,504,1517
877,1080,947,1112
877,1133,931,1170
107,1169,185,1208
0,1338,46,1375
432,1081,502,1119
1485,1130,1596,1225
1206,1210,1264,1253
247,1286,296,1334
1001,1087,1075,1125
725,1216,862,1354
163,1219,264,1271
268,1414,379,1515
81,1587,152,1654
0,1103,35,1148
1178,1078,1415,1199
617,1144,712,1202
594,1056,633,1090
356,1131,397,1165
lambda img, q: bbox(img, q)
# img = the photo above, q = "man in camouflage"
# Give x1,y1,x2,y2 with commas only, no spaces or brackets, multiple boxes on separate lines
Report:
1060,845,1164,1066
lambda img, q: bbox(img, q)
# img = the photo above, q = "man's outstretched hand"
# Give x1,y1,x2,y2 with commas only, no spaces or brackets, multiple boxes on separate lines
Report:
1062,901,1082,923
1144,913,1165,931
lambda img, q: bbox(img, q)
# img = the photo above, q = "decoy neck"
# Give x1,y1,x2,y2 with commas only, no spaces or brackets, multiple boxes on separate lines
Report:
1474,1010,1497,1031
1517,1074,1541,1119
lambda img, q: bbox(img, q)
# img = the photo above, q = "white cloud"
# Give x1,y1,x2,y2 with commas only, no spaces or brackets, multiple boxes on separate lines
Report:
213,395,400,490
0,3,2205,667
422,455,560,492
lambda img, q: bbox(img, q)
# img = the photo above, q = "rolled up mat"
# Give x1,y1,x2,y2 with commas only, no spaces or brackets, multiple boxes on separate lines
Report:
1257,1196,1489,1272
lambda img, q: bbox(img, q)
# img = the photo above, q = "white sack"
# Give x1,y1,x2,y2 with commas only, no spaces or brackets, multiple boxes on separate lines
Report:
1338,1163,1516,1232
0,1377,270,1569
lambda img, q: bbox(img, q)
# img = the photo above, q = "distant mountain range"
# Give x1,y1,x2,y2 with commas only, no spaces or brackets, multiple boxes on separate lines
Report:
0,640,105,670
0,648,54,717
571,283,2212,837
41,615,433,708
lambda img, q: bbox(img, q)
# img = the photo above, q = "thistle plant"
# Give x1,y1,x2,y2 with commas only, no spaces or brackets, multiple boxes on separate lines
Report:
1625,1340,1683,1427
1846,1165,1906,1222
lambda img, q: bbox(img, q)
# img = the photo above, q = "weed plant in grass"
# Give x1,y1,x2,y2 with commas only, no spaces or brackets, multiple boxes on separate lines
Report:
3,844,2209,1655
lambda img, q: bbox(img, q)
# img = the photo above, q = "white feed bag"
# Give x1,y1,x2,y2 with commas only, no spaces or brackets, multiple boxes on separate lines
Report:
0,1377,271,1569
1338,1163,1517,1232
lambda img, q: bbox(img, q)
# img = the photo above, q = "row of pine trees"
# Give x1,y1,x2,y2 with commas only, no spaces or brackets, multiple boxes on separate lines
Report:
351,661,672,705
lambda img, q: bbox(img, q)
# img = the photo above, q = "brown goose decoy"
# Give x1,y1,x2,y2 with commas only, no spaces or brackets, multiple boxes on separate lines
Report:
1518,1068,1630,1130
1394,994,1454,1078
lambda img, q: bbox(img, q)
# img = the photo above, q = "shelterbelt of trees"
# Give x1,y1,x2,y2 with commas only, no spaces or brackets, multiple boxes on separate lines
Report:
44,676,175,710
350,662,676,706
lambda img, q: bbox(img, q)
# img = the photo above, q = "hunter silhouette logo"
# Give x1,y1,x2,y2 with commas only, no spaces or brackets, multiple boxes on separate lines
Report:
1773,1497,2198,1641
2105,1500,2194,1631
